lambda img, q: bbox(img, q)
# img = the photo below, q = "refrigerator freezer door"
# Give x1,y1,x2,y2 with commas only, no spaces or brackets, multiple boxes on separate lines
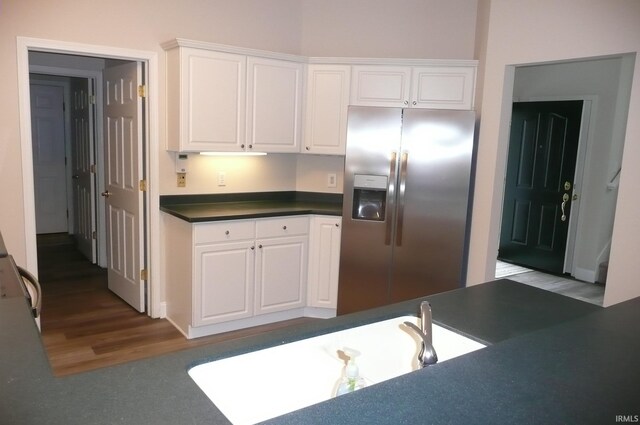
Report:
389,108,475,302
337,107,402,315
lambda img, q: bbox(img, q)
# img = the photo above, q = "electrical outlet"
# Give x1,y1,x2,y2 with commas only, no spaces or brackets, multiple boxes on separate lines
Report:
217,171,226,187
327,173,337,188
177,172,186,187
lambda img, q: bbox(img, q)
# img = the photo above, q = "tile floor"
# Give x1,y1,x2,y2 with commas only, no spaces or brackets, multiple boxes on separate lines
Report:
495,260,605,306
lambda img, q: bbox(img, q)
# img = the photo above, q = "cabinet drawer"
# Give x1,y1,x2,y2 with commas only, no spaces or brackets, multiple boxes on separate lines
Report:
256,216,309,238
194,220,256,244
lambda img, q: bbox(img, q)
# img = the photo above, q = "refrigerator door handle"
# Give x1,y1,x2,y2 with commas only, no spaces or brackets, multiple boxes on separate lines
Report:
396,151,409,246
385,151,397,246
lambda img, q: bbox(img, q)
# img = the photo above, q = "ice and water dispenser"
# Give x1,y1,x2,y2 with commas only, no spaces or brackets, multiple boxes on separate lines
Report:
352,174,387,221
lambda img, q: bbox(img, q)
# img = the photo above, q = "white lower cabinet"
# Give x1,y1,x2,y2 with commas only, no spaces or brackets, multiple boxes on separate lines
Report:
164,213,316,338
194,240,254,326
306,216,342,317
255,235,307,314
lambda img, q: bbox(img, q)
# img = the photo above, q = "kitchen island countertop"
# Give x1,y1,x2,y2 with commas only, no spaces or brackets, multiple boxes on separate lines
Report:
2,275,639,424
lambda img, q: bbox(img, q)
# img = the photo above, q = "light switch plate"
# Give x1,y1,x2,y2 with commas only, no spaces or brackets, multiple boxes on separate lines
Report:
327,173,337,188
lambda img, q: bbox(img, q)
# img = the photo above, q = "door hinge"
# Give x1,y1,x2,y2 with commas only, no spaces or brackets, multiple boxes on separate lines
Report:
92,231,97,240
140,269,148,281
90,164,96,174
89,94,96,104
138,84,146,98
139,179,147,192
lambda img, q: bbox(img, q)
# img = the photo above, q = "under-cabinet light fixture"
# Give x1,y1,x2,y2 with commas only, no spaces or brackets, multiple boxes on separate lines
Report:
199,152,267,156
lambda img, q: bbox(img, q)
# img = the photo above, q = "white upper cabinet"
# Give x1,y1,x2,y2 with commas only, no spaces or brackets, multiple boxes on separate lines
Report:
164,39,478,153
166,47,246,152
411,66,476,110
164,40,305,153
350,63,476,110
247,58,303,153
350,65,412,108
303,65,351,155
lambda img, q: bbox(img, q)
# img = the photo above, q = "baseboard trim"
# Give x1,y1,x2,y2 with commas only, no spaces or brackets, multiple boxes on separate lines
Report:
158,302,167,318
573,267,596,283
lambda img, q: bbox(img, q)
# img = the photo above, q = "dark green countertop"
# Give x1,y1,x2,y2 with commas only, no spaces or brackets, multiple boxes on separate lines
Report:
5,270,636,425
159,191,342,222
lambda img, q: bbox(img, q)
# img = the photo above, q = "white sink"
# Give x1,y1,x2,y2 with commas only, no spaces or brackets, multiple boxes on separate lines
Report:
188,316,486,425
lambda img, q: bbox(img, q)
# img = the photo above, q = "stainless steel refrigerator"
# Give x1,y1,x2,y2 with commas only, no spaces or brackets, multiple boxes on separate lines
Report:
337,106,476,315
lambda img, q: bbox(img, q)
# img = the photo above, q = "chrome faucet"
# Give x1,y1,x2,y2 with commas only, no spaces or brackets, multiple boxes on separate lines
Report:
404,301,438,367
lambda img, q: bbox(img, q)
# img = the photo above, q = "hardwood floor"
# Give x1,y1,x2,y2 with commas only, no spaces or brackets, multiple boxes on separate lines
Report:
37,234,315,377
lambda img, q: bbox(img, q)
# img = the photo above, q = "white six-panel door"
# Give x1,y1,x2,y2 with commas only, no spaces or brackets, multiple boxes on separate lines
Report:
30,83,68,234
103,62,145,312
70,78,97,262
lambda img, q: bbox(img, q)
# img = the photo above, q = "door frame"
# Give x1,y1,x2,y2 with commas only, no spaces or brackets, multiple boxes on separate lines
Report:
503,95,596,279
17,37,161,318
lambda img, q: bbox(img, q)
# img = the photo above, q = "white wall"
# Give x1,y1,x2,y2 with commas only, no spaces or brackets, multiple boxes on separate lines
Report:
295,155,345,194
467,0,640,306
299,0,478,59
512,58,630,281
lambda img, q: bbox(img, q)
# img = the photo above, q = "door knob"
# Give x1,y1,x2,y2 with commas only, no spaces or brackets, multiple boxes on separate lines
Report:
101,190,112,198
72,174,79,180
560,193,570,222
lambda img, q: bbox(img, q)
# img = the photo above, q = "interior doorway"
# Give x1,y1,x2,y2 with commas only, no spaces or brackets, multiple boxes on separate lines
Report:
496,56,632,286
17,37,160,317
24,47,150,314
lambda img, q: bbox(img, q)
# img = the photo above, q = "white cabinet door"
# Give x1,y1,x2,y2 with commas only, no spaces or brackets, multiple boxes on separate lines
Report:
307,216,341,309
350,64,476,110
350,65,412,107
167,47,246,152
411,66,475,110
254,235,307,315
303,65,351,155
194,241,255,326
247,57,303,153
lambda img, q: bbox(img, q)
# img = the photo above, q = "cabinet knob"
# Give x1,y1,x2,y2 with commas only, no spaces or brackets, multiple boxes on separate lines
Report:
404,100,409,106
241,144,245,148
335,223,340,227
258,244,263,249
225,230,230,235
248,144,253,149
412,101,417,106
282,225,287,230
305,146,310,151
251,246,255,250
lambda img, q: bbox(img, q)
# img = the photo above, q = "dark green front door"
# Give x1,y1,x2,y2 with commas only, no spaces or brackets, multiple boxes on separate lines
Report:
499,101,583,274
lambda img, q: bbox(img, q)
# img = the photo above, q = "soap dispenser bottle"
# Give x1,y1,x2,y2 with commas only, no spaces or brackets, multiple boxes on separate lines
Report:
336,347,366,396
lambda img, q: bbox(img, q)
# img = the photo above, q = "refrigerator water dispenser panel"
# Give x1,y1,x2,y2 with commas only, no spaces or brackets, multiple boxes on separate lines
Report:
352,174,387,221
